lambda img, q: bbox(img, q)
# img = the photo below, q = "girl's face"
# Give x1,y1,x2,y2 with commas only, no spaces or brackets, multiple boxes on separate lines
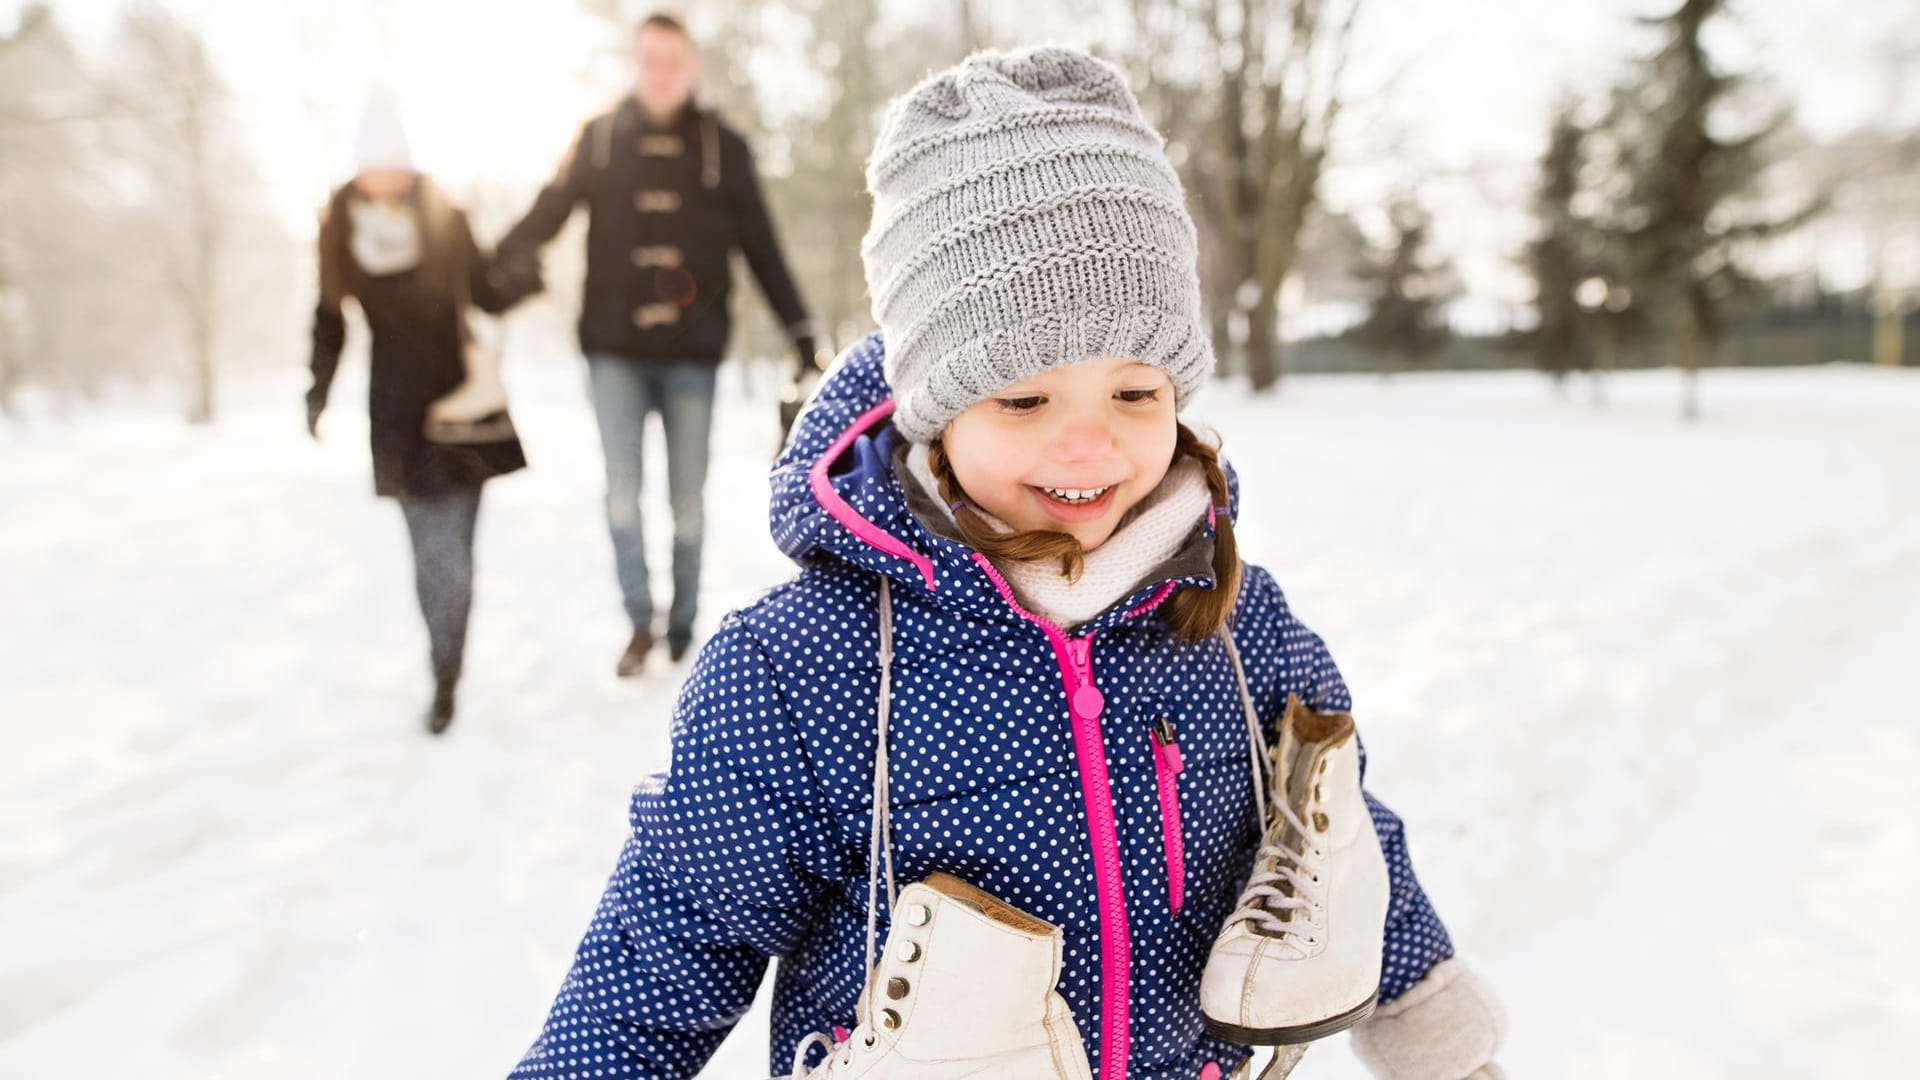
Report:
353,168,416,203
942,356,1178,552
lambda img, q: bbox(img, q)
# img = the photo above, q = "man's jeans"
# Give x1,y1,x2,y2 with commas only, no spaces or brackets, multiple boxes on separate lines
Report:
397,489,482,677
584,355,718,649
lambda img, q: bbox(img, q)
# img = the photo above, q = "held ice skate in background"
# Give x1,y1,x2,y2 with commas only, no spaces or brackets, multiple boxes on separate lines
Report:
1204,634,1392,1079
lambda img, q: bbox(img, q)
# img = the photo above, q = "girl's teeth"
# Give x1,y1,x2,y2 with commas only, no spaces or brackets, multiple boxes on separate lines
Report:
1042,485,1110,504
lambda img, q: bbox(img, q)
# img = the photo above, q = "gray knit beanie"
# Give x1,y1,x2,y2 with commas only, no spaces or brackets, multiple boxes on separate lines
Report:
862,47,1213,444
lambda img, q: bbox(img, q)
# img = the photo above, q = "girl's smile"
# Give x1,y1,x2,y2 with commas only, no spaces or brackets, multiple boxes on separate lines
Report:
1028,482,1121,522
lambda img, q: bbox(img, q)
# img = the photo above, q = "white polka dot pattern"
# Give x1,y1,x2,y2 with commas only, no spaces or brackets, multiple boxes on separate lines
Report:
509,335,1454,1079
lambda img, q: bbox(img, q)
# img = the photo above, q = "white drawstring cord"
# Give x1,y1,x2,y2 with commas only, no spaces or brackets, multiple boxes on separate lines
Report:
1220,625,1272,825
789,577,898,1079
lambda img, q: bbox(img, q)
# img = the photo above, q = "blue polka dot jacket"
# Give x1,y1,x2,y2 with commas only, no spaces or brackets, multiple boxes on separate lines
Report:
509,334,1456,1079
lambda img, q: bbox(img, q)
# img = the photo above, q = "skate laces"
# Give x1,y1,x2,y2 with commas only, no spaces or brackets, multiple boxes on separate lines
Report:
1225,794,1326,949
786,578,902,1079
1219,624,1330,951
789,1029,866,1077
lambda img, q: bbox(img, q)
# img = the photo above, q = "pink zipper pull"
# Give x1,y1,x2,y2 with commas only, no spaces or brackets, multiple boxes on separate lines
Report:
1065,636,1104,719
1151,715,1184,773
1150,714,1187,914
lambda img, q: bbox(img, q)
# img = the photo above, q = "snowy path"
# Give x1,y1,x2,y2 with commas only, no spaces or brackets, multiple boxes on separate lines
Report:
3,361,1914,1078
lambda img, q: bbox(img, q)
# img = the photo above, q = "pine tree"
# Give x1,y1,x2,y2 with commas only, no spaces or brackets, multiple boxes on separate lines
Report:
1355,200,1449,377
1610,0,1817,419
1526,99,1595,389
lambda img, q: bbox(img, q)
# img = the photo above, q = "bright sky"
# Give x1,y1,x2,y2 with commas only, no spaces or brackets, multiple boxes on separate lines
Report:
10,0,1918,321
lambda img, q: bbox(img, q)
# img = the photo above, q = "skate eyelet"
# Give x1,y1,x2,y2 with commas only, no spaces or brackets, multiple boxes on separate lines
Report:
862,1033,877,1048
905,904,931,927
880,1008,902,1030
898,940,922,962
886,976,911,1000
1313,811,1329,832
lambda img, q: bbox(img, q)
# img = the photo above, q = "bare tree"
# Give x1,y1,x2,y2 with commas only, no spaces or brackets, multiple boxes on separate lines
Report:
1869,37,1920,368
786,0,889,353
1128,0,1363,390
0,4,135,410
109,4,237,424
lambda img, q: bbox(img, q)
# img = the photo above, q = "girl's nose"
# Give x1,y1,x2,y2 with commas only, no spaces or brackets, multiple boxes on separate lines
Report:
1053,415,1117,463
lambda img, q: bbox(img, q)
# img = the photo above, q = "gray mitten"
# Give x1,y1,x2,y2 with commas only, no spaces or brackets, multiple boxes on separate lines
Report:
1349,959,1506,1080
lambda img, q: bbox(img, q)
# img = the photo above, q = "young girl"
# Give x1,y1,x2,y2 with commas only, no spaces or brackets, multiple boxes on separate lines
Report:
510,48,1503,1079
308,93,527,734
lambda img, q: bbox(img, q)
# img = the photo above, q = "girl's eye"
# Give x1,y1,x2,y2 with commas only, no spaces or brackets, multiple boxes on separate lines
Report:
1116,388,1161,404
996,395,1045,413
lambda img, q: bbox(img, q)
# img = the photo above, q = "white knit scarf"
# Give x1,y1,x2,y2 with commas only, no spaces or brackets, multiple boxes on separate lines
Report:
904,443,1212,628
347,196,423,277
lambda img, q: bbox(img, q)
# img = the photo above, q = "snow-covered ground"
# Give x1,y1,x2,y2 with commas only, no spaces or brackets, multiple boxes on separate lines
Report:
3,358,1915,1079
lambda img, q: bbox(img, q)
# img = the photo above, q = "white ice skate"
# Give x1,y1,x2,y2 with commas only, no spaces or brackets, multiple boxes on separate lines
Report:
1201,689,1389,1047
423,336,513,444
787,872,1093,1080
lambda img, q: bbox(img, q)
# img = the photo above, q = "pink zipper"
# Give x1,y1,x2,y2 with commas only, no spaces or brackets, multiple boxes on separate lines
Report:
971,553,1131,1080
1149,716,1186,913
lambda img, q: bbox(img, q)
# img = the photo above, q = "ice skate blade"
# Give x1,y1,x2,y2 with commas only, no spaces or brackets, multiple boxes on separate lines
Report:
1254,1045,1309,1080
1203,993,1376,1045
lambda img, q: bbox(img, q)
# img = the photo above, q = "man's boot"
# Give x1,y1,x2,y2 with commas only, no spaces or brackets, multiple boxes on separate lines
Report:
787,873,1092,1079
1202,694,1389,1045
615,629,654,678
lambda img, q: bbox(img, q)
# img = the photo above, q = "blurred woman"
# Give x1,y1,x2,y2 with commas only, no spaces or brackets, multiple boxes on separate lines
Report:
306,93,527,735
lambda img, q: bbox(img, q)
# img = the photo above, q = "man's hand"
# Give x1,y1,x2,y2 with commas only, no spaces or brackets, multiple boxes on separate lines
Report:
486,255,545,310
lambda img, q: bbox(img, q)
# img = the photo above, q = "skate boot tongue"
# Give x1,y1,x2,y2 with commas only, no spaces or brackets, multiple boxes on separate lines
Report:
1245,696,1355,945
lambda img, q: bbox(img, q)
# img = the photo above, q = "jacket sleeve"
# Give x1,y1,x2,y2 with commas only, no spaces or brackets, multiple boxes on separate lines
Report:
720,130,813,343
509,619,843,1079
308,299,344,414
1236,565,1457,1006
496,122,593,272
461,211,529,317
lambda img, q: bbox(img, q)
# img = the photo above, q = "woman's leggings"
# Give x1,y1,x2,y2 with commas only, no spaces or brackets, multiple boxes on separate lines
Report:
397,489,482,677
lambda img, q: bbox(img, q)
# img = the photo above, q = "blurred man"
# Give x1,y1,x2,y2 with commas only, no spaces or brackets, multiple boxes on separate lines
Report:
497,12,817,676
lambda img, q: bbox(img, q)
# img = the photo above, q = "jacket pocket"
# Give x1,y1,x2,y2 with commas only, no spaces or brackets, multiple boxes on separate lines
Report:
1149,714,1186,913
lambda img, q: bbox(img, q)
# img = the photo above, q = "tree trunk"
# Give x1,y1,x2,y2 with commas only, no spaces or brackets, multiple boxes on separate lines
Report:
184,90,217,426
1872,301,1906,368
1380,345,1405,381
1245,291,1282,391
1210,304,1234,380
0,339,16,419
1678,300,1703,422
1592,319,1614,408
187,311,215,425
